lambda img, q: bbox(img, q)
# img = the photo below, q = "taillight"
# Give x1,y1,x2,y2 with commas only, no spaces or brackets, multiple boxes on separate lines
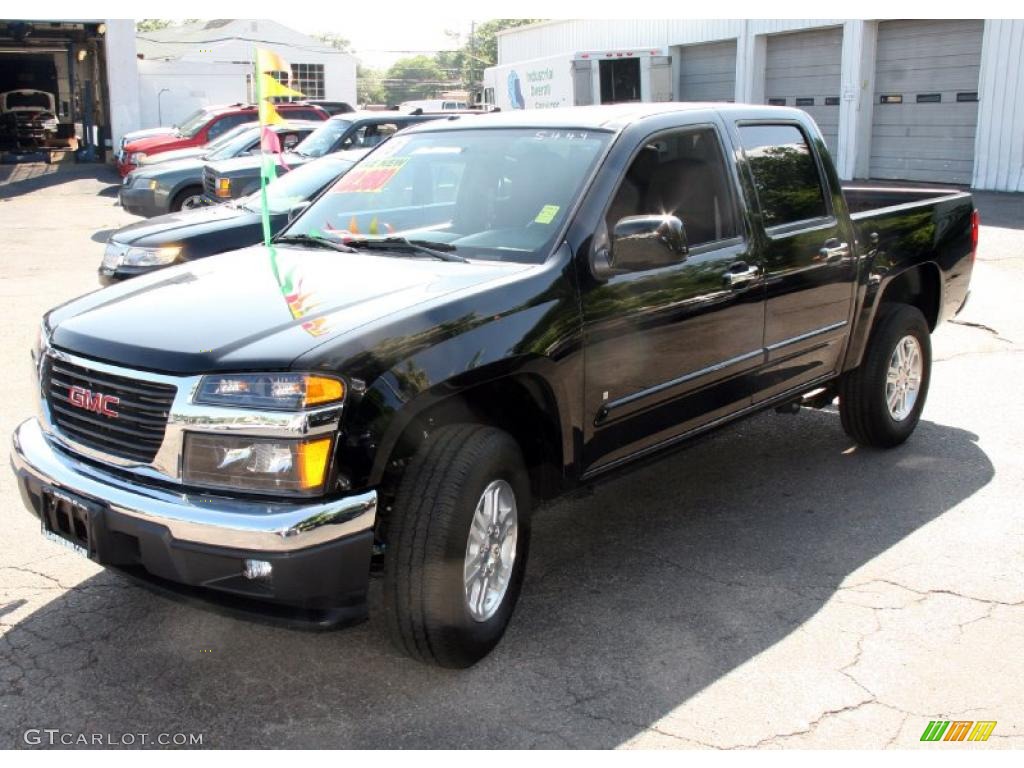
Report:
971,209,980,260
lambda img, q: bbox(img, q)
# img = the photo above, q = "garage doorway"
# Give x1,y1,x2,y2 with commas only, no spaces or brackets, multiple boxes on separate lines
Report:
599,57,641,104
869,19,984,185
765,27,843,154
0,20,111,161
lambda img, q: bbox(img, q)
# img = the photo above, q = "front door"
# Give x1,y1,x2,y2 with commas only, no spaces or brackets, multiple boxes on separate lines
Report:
581,124,765,474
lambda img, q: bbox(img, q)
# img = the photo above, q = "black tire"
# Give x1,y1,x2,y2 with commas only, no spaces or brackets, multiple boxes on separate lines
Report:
171,187,204,212
383,424,531,668
839,303,931,448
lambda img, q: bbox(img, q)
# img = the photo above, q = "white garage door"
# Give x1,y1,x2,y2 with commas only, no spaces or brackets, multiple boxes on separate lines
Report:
870,19,984,185
765,27,843,154
676,40,737,102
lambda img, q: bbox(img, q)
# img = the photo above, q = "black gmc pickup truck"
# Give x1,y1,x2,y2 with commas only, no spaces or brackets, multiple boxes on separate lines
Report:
12,104,976,667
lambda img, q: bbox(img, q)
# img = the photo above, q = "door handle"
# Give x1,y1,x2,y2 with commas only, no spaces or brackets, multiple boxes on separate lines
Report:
724,262,760,288
818,239,850,263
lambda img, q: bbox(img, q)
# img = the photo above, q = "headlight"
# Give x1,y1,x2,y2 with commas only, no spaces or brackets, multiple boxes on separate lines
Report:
195,373,345,410
148,179,158,190
128,152,146,164
105,245,180,268
183,433,333,496
215,177,231,197
102,241,127,269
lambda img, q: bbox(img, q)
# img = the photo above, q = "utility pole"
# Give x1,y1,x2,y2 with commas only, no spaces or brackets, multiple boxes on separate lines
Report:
468,20,476,97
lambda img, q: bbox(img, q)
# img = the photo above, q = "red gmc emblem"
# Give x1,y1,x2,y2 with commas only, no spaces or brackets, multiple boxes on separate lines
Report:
68,385,119,418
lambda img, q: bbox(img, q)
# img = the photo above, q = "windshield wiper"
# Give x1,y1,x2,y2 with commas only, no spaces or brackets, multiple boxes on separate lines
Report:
274,234,356,253
345,237,468,263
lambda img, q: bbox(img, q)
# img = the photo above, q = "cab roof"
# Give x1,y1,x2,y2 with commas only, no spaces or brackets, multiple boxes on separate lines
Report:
399,102,811,134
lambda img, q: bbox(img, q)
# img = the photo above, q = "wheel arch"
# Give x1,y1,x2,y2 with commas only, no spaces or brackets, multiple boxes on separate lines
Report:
844,261,943,371
371,367,571,506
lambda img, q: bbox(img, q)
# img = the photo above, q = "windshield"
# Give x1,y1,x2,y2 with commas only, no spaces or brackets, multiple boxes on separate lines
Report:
177,109,213,137
4,91,52,110
205,126,261,160
243,157,355,214
202,122,257,155
294,119,351,158
288,128,611,264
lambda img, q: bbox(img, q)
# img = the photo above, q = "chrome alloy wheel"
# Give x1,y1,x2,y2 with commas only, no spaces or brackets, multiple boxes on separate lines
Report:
180,194,205,210
886,334,923,421
463,479,518,622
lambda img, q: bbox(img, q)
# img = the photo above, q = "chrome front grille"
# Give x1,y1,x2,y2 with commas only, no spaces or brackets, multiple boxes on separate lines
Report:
202,167,216,199
43,356,177,463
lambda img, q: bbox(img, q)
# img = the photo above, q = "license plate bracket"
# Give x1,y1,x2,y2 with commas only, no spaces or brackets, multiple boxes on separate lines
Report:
39,487,100,560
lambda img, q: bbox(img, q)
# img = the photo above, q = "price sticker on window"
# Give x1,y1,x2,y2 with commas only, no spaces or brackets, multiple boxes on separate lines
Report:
534,204,560,225
332,158,408,194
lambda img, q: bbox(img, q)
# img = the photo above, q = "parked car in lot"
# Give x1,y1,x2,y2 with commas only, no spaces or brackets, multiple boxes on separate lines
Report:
119,121,321,216
101,150,367,283
116,102,329,175
200,111,451,204
135,120,258,167
13,104,976,668
0,89,59,146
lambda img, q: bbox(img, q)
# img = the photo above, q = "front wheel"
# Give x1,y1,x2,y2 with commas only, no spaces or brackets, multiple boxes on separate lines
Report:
383,424,531,667
171,187,205,212
839,303,931,448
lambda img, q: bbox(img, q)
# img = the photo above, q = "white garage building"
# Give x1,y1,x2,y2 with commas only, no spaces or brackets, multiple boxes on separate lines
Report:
491,19,1024,191
0,18,356,162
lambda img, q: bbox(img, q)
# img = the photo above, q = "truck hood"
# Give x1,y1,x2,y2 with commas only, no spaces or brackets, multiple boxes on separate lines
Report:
129,156,205,179
49,245,528,374
206,151,311,177
139,146,208,166
125,134,195,155
109,202,257,247
123,126,176,144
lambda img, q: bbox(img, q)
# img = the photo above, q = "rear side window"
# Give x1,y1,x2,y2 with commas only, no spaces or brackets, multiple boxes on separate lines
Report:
738,124,828,228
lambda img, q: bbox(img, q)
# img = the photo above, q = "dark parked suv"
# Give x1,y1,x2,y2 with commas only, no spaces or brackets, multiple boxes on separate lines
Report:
119,121,320,216
201,111,453,203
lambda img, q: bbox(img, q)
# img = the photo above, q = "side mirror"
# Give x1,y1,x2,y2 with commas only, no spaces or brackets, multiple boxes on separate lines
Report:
607,214,688,272
288,202,310,222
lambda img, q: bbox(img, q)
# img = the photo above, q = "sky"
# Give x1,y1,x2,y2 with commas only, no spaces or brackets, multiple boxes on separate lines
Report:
290,16,476,70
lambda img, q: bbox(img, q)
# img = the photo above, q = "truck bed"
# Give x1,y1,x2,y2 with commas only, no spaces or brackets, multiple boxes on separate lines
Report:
842,184,969,217
841,183,975,330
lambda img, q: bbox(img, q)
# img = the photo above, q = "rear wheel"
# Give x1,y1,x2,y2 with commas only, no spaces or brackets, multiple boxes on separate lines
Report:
171,187,205,212
383,424,531,668
839,303,931,448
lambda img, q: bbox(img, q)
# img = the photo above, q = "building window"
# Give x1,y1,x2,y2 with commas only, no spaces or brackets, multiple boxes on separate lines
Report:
290,63,325,100
795,97,815,107
825,96,840,106
957,92,979,102
916,93,941,104
768,98,786,106
880,94,903,105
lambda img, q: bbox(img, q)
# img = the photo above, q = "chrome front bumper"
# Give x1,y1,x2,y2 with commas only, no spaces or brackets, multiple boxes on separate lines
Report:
11,417,377,553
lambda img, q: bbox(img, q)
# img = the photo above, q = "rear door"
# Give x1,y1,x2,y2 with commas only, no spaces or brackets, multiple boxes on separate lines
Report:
581,122,765,472
732,120,857,402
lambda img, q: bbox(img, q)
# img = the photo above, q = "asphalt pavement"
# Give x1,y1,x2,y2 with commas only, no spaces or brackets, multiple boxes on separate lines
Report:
0,166,1021,748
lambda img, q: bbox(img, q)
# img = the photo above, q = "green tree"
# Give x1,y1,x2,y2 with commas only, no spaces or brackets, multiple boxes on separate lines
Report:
136,19,199,33
136,19,174,32
357,65,388,106
314,33,352,53
383,55,448,104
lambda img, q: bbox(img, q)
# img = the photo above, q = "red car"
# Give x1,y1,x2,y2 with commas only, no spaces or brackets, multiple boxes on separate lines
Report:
117,102,329,175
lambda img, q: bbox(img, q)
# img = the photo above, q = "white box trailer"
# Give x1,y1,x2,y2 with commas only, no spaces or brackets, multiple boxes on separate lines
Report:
482,48,673,111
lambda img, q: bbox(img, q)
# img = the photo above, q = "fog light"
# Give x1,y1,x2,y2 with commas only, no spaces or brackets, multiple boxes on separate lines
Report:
243,559,273,581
